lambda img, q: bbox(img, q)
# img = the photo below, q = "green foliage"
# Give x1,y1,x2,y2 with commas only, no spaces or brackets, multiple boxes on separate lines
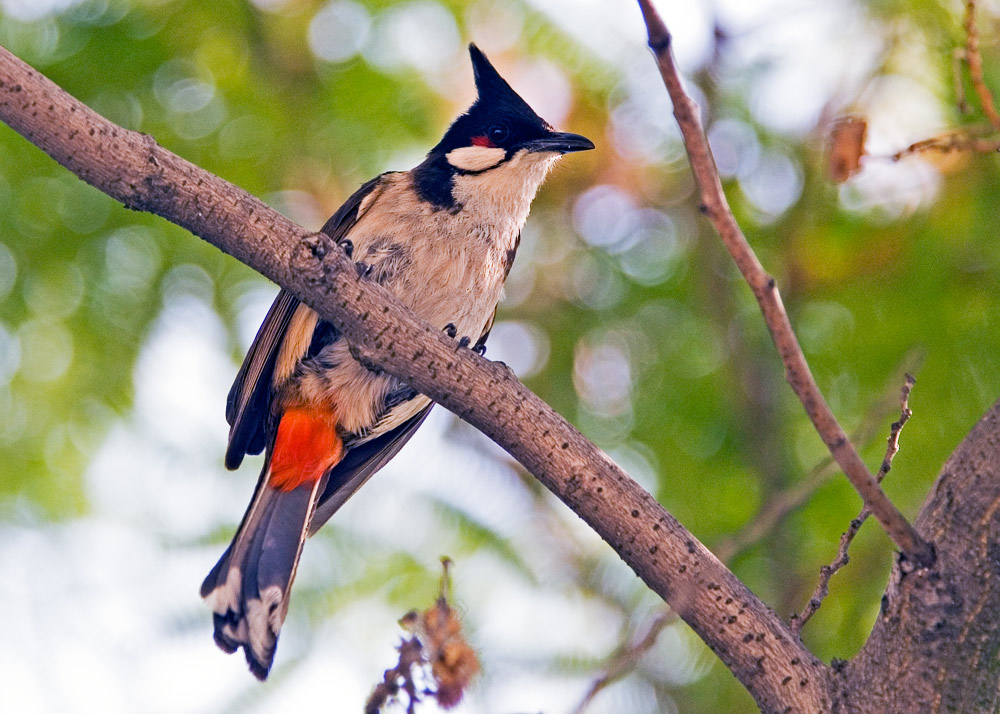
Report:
3,0,1000,712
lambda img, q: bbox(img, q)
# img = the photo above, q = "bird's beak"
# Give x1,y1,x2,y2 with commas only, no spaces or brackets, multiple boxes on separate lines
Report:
523,131,595,154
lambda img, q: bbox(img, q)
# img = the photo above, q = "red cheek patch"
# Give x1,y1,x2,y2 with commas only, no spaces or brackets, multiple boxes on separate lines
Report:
471,135,494,147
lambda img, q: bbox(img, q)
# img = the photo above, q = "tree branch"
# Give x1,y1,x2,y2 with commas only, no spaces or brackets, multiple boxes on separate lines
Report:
790,375,915,634
635,0,934,568
0,46,828,712
890,130,1000,160
838,398,1000,712
715,365,913,562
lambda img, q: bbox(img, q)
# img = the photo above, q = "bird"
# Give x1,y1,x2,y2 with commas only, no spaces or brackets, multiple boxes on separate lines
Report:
200,43,594,680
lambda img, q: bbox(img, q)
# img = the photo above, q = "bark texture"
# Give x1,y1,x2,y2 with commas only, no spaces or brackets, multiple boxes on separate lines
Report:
835,400,1000,713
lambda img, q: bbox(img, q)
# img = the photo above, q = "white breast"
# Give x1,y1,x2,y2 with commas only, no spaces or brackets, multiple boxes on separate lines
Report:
450,148,558,239
296,152,559,436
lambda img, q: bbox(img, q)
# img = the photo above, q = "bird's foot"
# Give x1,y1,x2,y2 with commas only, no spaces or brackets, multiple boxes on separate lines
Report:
355,260,374,279
337,239,373,279
443,323,486,355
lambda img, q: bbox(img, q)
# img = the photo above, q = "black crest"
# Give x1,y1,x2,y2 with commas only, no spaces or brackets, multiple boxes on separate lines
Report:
467,44,542,124
434,44,550,154
413,44,552,208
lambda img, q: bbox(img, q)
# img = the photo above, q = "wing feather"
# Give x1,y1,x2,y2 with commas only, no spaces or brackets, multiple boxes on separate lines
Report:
224,174,388,470
225,291,301,469
308,403,434,534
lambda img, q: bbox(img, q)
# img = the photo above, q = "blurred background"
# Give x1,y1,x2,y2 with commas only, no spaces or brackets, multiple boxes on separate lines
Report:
2,0,1000,711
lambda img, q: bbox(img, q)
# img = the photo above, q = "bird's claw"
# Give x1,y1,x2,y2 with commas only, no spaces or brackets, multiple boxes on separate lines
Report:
355,261,374,279
443,324,486,355
338,240,373,280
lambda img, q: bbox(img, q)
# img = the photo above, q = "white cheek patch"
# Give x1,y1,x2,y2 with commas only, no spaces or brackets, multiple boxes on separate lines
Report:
446,145,507,172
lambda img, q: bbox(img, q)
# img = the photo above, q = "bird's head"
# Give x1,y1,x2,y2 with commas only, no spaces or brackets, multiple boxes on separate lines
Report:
414,44,594,210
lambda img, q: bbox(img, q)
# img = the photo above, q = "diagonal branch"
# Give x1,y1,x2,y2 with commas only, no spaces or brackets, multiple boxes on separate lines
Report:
635,0,934,568
716,363,921,562
790,375,915,634
0,46,829,713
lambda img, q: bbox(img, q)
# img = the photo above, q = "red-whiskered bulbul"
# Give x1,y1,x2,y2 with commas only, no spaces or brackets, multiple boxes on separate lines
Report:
201,43,593,679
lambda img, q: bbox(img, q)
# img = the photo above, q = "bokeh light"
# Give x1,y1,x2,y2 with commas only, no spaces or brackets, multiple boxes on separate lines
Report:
3,0,1000,712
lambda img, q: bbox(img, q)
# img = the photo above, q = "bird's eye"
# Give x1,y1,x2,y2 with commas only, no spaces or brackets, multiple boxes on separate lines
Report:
487,123,509,144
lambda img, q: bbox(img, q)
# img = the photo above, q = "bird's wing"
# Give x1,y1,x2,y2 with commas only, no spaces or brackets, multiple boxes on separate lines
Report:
308,296,497,533
224,174,388,470
224,290,300,469
308,401,434,534
318,174,387,239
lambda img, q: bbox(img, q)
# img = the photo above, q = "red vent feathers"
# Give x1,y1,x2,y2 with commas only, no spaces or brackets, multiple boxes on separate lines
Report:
269,407,343,491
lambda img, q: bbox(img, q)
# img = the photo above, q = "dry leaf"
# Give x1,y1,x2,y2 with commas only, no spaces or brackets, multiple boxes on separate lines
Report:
828,116,868,182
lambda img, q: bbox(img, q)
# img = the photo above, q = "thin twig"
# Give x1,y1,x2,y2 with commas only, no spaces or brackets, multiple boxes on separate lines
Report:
571,610,678,714
636,0,933,567
887,3,1000,162
365,635,427,714
789,375,916,634
963,0,1000,130
890,130,1000,161
716,362,924,562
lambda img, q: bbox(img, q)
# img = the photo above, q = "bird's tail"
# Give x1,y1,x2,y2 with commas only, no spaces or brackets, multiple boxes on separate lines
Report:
201,407,342,679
